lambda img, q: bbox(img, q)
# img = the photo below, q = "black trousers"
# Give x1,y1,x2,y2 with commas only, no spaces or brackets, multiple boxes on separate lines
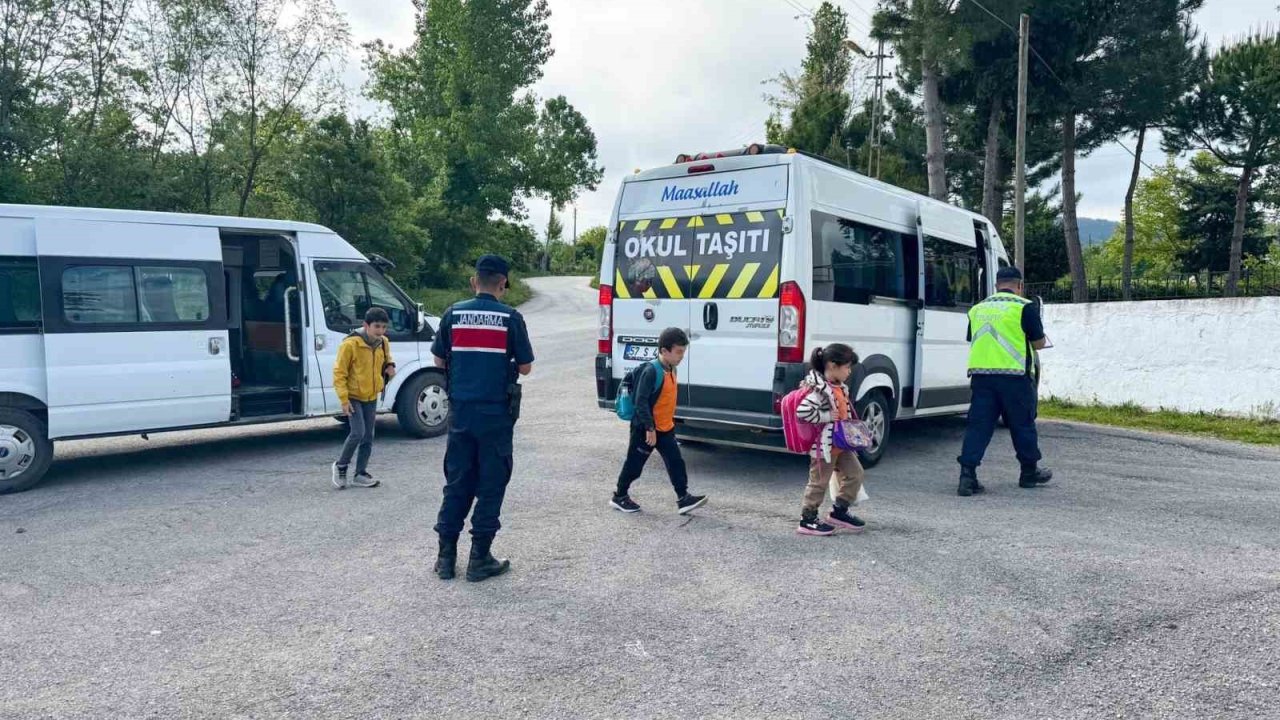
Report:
616,426,688,499
435,403,514,539
959,374,1043,469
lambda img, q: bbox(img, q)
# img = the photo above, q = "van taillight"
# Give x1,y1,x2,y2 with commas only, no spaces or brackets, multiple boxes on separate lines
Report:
778,281,805,363
598,284,614,354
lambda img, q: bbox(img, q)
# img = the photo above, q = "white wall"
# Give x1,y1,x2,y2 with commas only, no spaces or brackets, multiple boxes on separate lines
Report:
1040,297,1279,419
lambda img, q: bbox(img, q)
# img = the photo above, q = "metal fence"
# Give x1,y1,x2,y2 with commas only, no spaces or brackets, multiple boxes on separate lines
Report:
1026,269,1280,304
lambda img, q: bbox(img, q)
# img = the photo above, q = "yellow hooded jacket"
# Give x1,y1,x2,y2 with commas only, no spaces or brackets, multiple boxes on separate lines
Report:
333,332,395,405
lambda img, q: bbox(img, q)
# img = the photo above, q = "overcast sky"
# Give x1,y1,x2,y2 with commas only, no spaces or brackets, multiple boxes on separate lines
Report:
335,0,1279,240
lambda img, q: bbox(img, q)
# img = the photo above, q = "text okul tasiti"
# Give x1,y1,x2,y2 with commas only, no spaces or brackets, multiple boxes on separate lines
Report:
623,229,773,262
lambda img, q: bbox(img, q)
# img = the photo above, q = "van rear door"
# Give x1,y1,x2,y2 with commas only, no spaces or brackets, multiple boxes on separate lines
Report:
686,209,785,416
610,163,788,422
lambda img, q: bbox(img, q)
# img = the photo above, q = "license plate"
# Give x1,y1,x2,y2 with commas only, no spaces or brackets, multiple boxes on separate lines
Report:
623,344,658,361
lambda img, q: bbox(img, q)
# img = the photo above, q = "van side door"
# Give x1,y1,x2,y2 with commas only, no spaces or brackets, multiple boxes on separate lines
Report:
35,218,231,438
913,203,984,411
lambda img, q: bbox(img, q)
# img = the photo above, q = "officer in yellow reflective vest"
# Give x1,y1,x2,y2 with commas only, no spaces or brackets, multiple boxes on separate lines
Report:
957,266,1053,496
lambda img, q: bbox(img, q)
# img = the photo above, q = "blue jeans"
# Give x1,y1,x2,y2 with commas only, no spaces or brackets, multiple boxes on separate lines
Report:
959,375,1042,468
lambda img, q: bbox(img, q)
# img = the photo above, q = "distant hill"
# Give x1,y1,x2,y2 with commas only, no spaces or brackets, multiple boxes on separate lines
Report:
1078,217,1118,247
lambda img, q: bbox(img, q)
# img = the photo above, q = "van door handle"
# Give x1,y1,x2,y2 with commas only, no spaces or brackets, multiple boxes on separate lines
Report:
703,302,719,331
208,337,223,355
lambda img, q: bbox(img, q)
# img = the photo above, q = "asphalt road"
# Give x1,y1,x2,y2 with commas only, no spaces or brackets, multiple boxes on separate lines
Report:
3,275,1279,720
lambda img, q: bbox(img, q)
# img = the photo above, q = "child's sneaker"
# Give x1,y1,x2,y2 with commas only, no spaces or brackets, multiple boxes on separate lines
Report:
350,471,379,488
331,463,348,490
797,516,836,536
676,493,708,515
610,494,641,513
827,505,866,533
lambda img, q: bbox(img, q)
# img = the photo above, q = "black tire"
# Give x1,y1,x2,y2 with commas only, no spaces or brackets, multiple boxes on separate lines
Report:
396,372,450,438
0,408,54,495
855,390,892,468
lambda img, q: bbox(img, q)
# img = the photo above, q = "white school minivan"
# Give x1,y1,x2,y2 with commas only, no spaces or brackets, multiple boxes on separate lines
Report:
0,204,450,494
594,144,1013,466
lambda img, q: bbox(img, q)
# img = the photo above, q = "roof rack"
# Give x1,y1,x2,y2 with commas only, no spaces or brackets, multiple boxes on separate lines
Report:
673,143,793,164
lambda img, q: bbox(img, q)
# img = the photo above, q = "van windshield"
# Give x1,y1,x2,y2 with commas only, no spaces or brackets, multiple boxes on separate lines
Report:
613,210,785,300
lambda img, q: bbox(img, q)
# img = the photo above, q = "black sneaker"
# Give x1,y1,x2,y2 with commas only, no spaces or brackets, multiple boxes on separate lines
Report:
331,463,348,490
797,516,836,536
827,506,866,533
676,493,708,515
610,495,641,513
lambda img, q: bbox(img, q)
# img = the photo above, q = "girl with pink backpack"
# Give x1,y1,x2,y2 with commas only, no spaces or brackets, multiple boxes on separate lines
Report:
788,343,868,536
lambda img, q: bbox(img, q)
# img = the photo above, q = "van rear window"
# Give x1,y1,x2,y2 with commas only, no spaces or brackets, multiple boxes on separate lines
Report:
613,210,785,300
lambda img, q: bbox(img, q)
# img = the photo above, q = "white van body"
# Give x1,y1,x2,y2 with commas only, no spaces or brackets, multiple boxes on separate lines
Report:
0,205,449,493
594,150,1012,465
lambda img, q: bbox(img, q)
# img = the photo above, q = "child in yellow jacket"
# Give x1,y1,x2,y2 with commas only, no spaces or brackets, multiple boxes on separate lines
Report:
331,307,396,489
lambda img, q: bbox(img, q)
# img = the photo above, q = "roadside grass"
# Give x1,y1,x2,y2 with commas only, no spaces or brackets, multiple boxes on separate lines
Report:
1040,397,1280,447
416,277,533,316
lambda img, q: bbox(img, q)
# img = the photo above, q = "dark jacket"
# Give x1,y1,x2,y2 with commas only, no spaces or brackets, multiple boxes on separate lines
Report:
630,361,672,432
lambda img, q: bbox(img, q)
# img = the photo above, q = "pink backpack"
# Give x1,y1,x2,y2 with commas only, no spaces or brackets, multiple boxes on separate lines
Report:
781,386,821,454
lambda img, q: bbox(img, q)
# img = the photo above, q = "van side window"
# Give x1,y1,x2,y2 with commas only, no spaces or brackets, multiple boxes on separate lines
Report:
137,267,210,323
923,236,980,309
811,211,911,303
62,266,139,324
0,257,41,332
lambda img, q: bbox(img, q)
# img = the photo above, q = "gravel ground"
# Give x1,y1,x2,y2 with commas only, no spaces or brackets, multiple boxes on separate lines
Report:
2,275,1278,719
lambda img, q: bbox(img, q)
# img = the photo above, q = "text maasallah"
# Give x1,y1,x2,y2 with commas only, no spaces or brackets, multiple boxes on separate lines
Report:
660,180,740,203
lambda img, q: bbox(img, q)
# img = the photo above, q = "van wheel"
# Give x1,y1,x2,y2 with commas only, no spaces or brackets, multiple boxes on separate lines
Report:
0,408,54,495
855,390,892,468
397,372,449,439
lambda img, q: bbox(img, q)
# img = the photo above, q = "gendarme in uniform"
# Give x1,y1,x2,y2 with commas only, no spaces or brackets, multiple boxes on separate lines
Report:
431,255,534,582
956,266,1053,496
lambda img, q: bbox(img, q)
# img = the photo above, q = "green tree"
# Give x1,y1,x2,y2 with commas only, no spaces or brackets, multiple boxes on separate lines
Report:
1164,32,1280,295
1088,159,1189,279
873,0,961,200
1004,188,1068,284
367,0,602,275
287,115,426,276
771,2,853,163
1175,153,1272,274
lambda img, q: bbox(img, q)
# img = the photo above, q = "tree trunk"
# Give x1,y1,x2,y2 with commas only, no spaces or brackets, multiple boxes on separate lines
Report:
1060,111,1087,303
921,55,947,201
1227,164,1255,297
1121,125,1146,301
238,151,261,216
981,93,1003,226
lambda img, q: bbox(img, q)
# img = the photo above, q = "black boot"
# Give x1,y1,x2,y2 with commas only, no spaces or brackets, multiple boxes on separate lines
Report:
958,465,980,497
466,535,511,583
1019,464,1053,488
434,535,458,580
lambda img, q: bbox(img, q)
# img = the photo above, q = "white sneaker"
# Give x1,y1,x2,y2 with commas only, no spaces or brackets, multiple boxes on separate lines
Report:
350,472,379,488
331,463,348,490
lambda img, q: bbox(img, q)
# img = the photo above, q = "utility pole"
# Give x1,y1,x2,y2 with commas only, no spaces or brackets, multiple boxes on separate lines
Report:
1014,13,1030,276
869,39,891,180
573,204,578,245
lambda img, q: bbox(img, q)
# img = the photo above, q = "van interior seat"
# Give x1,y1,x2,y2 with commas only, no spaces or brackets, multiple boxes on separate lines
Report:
140,276,181,322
